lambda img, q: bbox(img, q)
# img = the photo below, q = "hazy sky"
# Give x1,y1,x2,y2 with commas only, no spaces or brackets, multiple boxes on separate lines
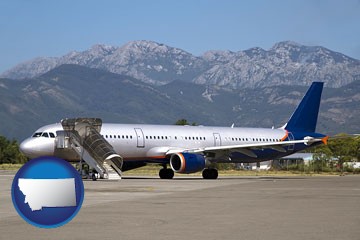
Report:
1,0,359,73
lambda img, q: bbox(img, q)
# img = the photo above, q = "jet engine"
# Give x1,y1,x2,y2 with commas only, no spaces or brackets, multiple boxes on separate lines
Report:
170,153,206,174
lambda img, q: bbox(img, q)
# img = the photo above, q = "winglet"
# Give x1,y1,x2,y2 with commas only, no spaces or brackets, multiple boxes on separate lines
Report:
322,136,329,145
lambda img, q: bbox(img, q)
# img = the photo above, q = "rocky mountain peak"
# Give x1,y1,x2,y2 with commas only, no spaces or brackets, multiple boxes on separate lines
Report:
122,40,169,52
271,41,302,50
1,40,359,89
89,44,117,55
119,40,192,58
201,50,236,63
270,41,356,65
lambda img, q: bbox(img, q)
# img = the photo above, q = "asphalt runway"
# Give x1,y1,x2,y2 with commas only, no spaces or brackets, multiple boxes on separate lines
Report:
1,172,359,240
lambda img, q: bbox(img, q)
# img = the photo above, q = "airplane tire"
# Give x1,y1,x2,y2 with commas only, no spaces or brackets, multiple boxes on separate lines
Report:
202,168,218,179
92,173,97,181
210,168,218,179
159,168,174,179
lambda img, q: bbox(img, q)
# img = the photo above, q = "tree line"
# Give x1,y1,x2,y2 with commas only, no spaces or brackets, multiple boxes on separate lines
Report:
310,134,360,172
0,136,27,164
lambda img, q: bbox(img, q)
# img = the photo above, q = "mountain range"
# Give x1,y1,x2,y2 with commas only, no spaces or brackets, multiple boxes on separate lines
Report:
1,63,359,141
2,41,359,89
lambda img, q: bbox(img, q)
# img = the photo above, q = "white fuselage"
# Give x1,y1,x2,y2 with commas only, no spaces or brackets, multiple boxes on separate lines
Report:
20,122,288,162
102,124,287,159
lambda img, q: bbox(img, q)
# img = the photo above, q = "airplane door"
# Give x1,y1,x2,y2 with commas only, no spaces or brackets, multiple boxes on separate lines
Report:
213,133,221,146
134,128,145,148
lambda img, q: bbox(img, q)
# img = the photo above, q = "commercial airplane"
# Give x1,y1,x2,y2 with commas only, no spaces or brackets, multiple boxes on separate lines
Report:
20,82,328,179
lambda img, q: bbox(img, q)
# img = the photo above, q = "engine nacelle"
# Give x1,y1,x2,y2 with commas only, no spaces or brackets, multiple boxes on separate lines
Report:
170,153,206,174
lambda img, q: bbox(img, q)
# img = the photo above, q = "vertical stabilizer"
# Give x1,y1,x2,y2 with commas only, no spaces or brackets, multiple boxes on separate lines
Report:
284,82,324,133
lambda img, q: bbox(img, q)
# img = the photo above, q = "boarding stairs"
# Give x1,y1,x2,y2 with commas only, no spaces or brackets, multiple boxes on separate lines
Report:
54,118,123,180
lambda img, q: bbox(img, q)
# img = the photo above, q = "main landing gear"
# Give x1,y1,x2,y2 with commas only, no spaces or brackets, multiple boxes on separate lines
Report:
202,168,218,179
158,166,218,180
159,168,174,179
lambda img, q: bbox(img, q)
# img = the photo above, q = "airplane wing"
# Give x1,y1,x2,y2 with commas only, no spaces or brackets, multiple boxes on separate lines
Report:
166,137,326,158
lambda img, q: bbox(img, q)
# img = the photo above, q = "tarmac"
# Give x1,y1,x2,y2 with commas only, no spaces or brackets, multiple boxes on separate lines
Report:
0,171,359,240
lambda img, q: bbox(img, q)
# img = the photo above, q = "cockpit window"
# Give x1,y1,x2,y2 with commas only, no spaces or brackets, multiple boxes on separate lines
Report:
32,132,56,138
32,132,42,137
42,132,49,138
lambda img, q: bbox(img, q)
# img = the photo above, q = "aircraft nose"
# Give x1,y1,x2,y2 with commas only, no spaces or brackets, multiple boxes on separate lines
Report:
19,138,37,158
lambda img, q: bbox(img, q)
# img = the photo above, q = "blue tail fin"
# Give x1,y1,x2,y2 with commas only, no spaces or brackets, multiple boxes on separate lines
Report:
285,82,324,133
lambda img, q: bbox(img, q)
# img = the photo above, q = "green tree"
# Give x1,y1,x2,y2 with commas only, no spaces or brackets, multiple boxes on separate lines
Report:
355,136,360,161
327,134,358,171
311,134,360,172
0,136,27,164
175,119,197,126
312,143,334,172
